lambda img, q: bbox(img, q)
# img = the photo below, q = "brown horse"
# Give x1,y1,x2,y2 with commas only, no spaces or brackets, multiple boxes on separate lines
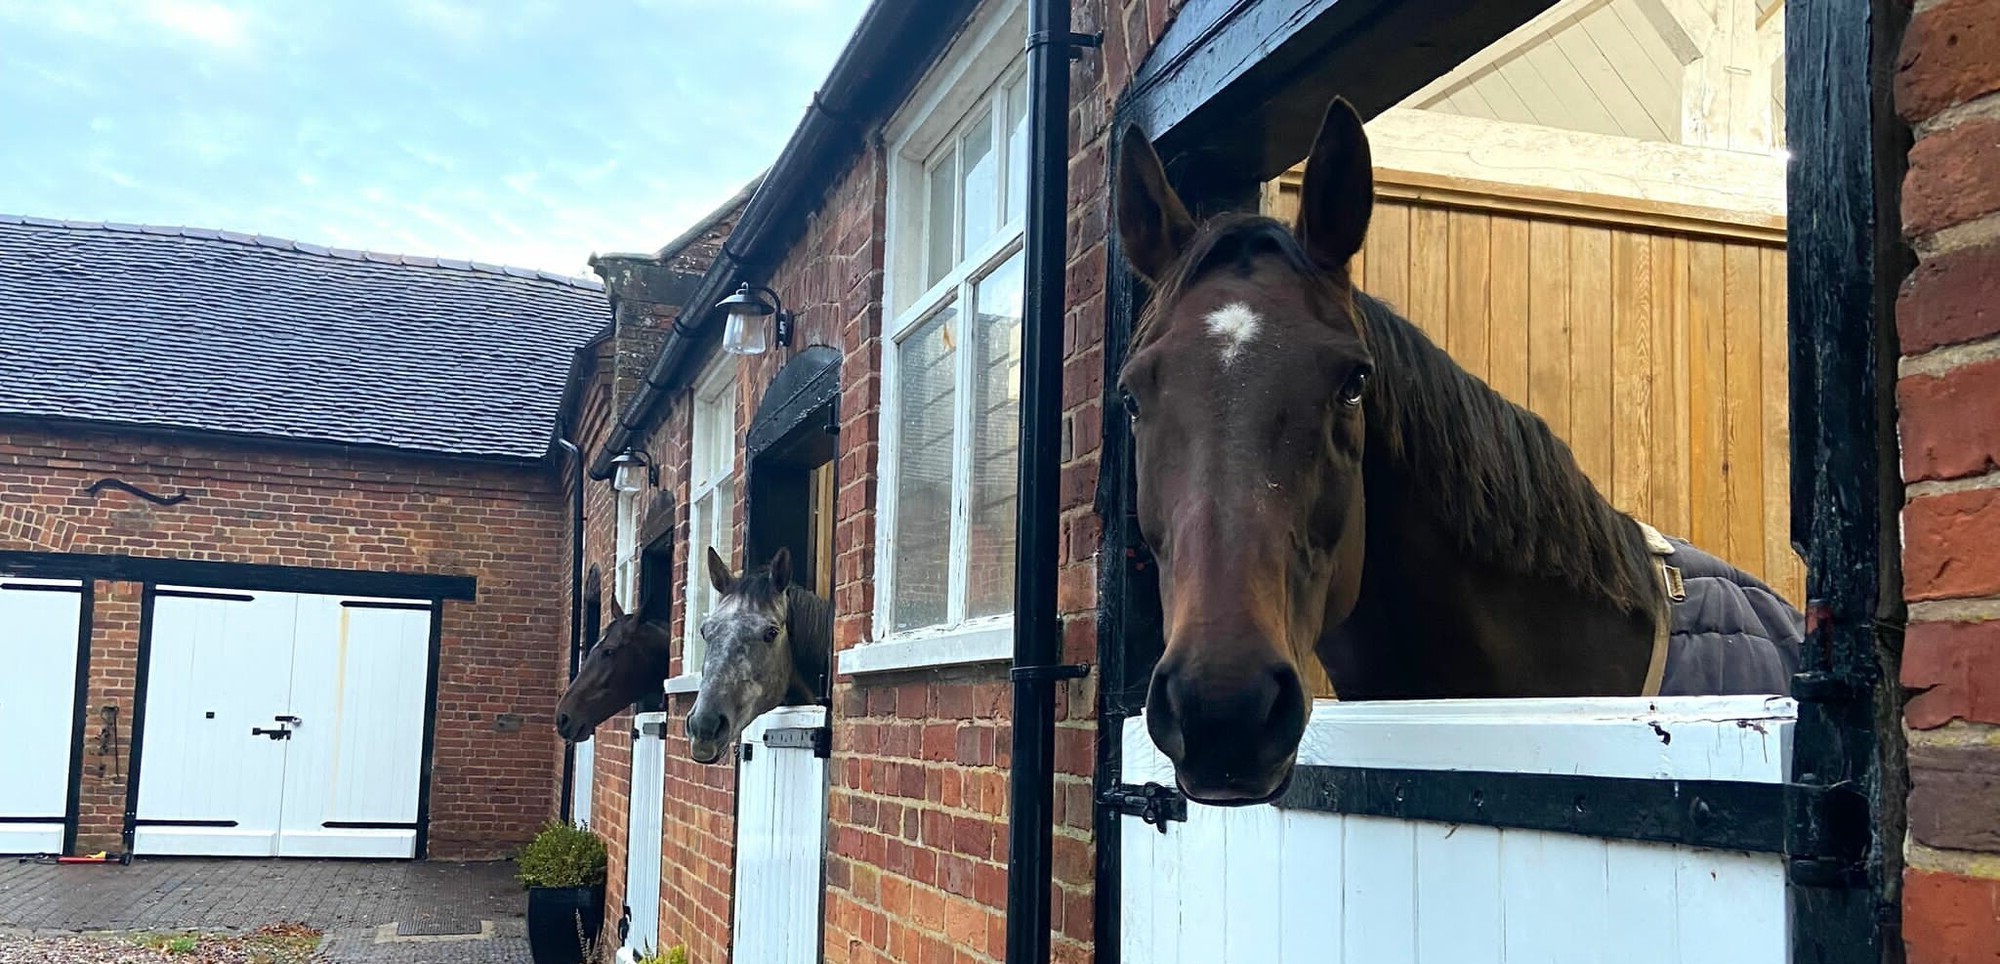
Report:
1114,96,1801,808
553,597,671,744
682,546,832,764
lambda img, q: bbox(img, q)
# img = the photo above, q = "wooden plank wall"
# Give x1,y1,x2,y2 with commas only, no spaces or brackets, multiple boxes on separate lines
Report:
1267,170,1803,607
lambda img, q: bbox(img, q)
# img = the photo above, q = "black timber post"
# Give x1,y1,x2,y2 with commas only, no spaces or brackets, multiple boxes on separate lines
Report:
1785,0,1912,960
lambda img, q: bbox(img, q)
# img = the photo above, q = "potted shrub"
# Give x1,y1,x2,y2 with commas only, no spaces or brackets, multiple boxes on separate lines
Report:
517,820,608,964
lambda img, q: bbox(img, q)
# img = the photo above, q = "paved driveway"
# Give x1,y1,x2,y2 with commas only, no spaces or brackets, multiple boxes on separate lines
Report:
0,858,536,963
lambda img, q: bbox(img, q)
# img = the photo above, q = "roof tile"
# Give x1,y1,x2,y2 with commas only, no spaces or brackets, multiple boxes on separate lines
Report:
0,215,606,460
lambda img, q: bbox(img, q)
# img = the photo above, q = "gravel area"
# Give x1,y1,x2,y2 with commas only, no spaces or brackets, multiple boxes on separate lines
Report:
0,859,531,963
0,923,319,964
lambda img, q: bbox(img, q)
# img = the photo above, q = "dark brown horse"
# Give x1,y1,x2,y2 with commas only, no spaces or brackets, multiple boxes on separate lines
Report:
553,597,671,744
1115,96,1801,808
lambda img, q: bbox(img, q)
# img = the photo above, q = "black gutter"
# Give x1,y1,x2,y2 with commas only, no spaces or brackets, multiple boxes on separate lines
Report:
555,434,584,823
586,0,981,480
1006,6,1097,964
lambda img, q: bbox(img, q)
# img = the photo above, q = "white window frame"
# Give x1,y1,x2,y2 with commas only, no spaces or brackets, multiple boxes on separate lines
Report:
671,356,739,692
613,488,639,613
842,0,1029,677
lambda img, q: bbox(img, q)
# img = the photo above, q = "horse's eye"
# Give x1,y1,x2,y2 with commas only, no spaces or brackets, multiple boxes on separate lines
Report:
763,626,779,642
1120,389,1140,421
1338,367,1371,408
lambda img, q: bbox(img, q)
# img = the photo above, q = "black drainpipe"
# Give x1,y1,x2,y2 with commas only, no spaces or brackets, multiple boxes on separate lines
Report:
1006,5,1097,964
555,434,585,823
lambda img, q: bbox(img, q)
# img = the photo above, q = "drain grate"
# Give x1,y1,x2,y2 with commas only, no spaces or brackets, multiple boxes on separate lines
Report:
394,917,485,937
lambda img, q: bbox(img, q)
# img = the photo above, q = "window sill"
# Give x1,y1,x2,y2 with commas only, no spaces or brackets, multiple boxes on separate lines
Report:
663,673,704,696
836,620,1013,676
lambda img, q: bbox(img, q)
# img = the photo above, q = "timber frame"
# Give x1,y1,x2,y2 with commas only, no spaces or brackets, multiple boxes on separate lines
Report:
1092,0,1909,961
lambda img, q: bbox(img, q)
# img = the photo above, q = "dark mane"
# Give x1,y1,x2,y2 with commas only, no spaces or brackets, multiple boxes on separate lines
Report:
1352,291,1657,615
1127,211,1657,618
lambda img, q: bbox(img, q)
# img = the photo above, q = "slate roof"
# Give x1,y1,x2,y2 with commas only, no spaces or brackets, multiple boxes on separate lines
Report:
0,215,607,461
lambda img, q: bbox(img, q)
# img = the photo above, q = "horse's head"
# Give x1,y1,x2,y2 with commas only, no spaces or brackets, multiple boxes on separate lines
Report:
685,546,800,765
554,598,673,743
1115,97,1377,806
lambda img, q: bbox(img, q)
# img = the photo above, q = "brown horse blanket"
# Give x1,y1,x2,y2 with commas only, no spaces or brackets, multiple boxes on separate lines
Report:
1645,532,1804,697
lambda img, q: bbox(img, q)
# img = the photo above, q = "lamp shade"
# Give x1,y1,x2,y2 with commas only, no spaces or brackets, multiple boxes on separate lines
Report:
721,307,769,355
608,449,649,492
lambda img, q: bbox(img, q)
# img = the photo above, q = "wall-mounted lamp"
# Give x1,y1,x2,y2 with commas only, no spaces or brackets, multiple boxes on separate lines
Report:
607,447,657,493
716,282,792,356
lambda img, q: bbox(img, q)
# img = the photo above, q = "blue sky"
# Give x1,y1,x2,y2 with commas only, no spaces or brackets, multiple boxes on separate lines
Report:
0,0,870,277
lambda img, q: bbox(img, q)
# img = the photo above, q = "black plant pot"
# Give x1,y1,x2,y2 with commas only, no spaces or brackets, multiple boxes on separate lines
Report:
526,884,605,964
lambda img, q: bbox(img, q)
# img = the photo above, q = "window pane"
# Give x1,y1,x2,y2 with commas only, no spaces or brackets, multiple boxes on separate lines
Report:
892,304,959,632
966,252,1024,620
1006,78,1028,226
925,157,955,290
688,492,714,643
959,106,997,260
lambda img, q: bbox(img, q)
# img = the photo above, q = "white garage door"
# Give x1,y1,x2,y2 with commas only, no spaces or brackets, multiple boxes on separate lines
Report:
133,587,434,859
0,577,87,856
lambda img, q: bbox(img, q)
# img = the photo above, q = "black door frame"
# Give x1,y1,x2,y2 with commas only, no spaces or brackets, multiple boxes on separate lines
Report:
1092,1,1908,961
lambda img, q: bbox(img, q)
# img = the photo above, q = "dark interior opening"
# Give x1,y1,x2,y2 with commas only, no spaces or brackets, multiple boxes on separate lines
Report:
582,566,603,652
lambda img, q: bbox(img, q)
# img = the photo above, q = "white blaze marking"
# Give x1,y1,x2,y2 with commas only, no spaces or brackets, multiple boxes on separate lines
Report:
1204,302,1261,364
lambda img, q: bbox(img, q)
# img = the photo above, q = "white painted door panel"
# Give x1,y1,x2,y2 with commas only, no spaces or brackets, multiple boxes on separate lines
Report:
135,590,299,856
731,705,828,964
277,597,431,858
571,738,595,829
1119,696,1796,964
0,578,85,855
135,588,434,859
623,712,668,958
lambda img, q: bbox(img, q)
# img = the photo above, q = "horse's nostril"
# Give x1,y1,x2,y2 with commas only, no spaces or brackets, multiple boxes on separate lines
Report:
555,712,570,731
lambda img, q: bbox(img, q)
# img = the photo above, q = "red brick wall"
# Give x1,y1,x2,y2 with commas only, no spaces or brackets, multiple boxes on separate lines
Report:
1895,0,2000,959
564,2,1193,960
0,424,568,859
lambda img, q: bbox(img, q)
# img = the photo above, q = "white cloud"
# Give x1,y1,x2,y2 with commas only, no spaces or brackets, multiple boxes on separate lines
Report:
141,0,249,48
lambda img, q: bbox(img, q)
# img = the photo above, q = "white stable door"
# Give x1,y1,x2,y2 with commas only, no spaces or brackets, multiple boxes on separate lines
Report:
277,596,432,858
0,578,86,855
621,712,668,960
135,590,300,856
731,705,829,964
135,587,433,858
571,738,596,829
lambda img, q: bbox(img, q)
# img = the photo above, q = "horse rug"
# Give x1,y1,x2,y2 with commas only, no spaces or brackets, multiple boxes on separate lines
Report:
1635,522,1803,697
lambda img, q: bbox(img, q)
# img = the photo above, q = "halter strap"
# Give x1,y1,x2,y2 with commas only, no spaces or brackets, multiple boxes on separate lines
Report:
1632,520,1685,698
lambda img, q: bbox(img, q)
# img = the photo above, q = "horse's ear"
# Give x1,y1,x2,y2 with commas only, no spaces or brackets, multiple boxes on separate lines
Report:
768,547,792,590
1294,96,1374,274
706,546,736,595
608,595,626,621
1115,121,1195,284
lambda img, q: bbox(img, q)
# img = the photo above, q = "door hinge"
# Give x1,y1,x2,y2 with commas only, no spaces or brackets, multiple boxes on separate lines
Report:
250,726,292,740
1101,781,1186,833
1785,777,1872,887
764,725,831,758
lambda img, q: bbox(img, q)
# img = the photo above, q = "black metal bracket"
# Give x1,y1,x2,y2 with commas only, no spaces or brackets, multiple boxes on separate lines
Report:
249,726,291,741
1026,30,1104,59
1010,663,1091,682
1100,781,1187,833
765,725,831,759
84,478,188,506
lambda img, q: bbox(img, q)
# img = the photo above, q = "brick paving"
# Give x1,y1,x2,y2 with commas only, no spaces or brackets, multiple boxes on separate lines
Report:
0,858,534,963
